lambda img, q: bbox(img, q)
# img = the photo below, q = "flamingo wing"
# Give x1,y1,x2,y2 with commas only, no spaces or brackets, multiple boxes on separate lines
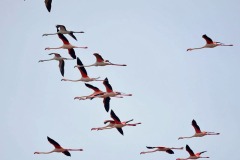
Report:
116,127,124,135
93,53,104,62
85,83,101,92
146,146,156,149
56,25,67,31
202,34,213,44
58,33,70,45
103,78,113,92
103,97,110,112
186,145,195,156
166,149,174,154
110,110,121,123
47,137,62,148
68,49,76,59
104,120,114,124
196,151,207,156
77,57,88,78
44,0,52,12
69,32,77,41
192,119,201,133
62,150,71,156
59,60,65,77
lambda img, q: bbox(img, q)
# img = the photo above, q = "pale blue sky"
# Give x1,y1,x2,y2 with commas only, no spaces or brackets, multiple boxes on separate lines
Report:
1,0,240,160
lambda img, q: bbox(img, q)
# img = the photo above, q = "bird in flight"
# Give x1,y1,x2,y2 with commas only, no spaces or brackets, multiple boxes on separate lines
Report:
45,33,87,59
140,146,183,155
61,57,103,82
91,110,141,135
74,53,127,67
34,136,83,156
178,119,220,140
38,53,74,77
43,25,84,41
176,145,209,160
187,34,233,51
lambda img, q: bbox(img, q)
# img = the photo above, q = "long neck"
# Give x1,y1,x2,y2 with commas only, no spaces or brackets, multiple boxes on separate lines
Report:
45,46,62,50
39,58,54,62
140,150,158,154
66,149,83,151
220,44,233,46
74,46,88,49
34,150,54,154
178,136,194,140
61,78,81,82
73,31,84,33
75,64,95,68
109,62,127,66
170,147,184,150
43,33,57,36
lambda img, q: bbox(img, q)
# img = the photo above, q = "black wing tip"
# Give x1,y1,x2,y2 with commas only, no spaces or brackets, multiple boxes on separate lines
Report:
166,149,174,154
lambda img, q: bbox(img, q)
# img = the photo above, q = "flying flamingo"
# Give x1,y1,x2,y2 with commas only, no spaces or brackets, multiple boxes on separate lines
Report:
61,57,103,82
43,25,84,41
140,146,183,155
178,119,220,140
38,53,74,76
187,34,233,51
74,53,127,67
176,145,209,160
74,83,110,112
34,136,83,156
45,32,87,59
74,83,104,100
91,110,141,135
92,77,132,99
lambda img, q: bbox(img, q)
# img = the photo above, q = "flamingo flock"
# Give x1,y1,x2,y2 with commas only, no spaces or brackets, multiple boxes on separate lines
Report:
23,0,233,159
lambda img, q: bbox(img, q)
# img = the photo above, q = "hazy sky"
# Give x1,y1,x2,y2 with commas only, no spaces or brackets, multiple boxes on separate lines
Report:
1,0,240,160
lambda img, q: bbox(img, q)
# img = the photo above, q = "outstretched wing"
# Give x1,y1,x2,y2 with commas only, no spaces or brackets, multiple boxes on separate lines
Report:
85,83,101,92
44,0,52,12
58,33,70,45
146,146,156,149
77,57,88,78
166,149,174,154
59,60,65,77
186,145,195,156
116,127,124,135
47,136,62,148
93,53,104,62
103,97,110,112
192,119,201,133
110,110,121,123
68,49,76,59
62,150,71,156
69,32,77,41
202,34,213,44
103,78,113,92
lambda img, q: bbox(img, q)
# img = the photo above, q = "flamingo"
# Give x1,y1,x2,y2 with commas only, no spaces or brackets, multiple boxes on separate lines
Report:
61,57,103,82
74,83,110,112
92,77,132,99
140,146,183,155
178,119,220,140
187,34,233,51
45,33,87,59
34,136,83,156
74,53,127,67
91,110,141,135
38,53,74,76
43,25,84,41
176,145,209,160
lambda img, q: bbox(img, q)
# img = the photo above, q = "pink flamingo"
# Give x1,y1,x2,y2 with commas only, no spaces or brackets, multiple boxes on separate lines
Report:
61,57,103,82
45,32,87,59
34,136,83,156
178,119,220,140
176,145,209,160
187,34,233,51
140,146,183,155
91,110,141,135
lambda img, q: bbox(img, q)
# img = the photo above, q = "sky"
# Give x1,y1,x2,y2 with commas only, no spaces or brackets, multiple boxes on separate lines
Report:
1,0,240,160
